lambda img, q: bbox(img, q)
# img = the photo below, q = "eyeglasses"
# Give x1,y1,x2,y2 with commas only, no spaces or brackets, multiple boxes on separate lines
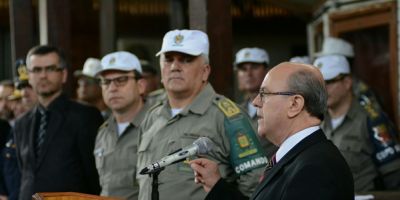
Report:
259,91,297,102
99,75,137,88
325,74,347,85
28,65,63,74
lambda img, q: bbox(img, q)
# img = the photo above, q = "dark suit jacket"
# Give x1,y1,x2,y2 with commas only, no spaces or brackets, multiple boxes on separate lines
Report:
0,119,10,195
206,129,354,200
14,94,103,200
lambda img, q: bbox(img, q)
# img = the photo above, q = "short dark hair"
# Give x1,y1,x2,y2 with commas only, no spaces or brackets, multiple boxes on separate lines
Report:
26,45,67,69
133,70,143,80
287,70,327,121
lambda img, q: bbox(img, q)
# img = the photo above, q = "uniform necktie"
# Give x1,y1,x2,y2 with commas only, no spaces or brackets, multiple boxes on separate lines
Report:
36,108,47,157
259,154,276,183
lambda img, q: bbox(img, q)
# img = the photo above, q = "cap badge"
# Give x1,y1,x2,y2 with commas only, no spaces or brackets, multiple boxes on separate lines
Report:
17,64,29,81
109,57,116,65
316,62,323,69
237,133,250,148
174,34,184,46
244,52,251,58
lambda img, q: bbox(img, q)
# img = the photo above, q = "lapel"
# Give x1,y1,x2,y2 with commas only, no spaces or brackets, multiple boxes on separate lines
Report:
27,108,38,168
35,95,67,169
250,130,326,200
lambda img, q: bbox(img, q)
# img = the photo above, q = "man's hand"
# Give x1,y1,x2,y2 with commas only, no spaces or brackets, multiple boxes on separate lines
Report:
0,195,8,200
190,158,221,192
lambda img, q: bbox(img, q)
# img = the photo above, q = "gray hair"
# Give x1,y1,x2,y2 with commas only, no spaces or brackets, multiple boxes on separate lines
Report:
159,52,209,65
200,54,209,64
287,70,327,121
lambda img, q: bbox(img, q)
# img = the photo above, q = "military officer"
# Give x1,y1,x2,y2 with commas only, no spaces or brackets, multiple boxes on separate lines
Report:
136,30,267,200
95,51,149,199
314,55,400,192
74,58,110,119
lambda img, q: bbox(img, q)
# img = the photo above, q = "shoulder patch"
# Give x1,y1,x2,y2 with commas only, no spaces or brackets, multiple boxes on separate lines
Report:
215,96,267,174
217,98,241,118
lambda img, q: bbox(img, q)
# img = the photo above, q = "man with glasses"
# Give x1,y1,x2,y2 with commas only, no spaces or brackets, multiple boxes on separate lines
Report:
189,62,353,200
313,55,400,192
74,58,109,119
94,51,149,199
234,47,277,158
136,30,266,200
13,45,103,200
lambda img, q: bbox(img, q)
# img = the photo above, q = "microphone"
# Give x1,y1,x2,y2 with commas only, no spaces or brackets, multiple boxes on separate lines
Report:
140,137,214,175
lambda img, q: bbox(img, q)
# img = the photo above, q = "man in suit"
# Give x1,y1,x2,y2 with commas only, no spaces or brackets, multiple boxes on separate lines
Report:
190,62,354,200
14,45,103,200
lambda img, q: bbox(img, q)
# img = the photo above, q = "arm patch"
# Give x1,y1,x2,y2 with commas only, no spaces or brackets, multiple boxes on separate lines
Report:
215,98,267,174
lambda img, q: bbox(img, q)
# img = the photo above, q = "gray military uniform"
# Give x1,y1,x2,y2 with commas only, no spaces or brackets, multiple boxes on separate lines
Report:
137,83,266,200
94,103,149,199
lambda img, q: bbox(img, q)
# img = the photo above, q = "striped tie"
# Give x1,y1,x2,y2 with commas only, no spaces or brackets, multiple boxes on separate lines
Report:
258,154,276,183
36,108,47,157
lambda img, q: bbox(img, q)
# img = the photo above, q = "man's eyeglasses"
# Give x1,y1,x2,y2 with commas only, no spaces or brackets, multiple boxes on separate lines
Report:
325,74,348,85
99,75,137,88
259,91,297,102
28,65,63,74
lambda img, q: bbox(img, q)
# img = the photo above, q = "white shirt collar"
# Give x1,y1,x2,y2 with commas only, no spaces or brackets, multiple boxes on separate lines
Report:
275,126,320,163
247,102,257,118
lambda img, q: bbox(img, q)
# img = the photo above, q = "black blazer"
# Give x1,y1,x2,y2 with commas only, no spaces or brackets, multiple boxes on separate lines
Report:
206,129,354,200
14,94,103,200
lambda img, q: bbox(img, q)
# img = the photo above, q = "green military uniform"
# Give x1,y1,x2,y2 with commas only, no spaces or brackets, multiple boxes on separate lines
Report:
137,84,266,200
322,98,400,192
240,98,277,158
94,103,149,199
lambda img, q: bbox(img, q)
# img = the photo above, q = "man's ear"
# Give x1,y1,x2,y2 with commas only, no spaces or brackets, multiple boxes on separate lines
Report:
137,79,146,95
62,68,68,83
287,95,304,118
343,76,353,91
202,64,211,82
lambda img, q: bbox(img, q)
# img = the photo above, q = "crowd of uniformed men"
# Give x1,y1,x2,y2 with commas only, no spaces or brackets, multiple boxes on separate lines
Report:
0,29,400,200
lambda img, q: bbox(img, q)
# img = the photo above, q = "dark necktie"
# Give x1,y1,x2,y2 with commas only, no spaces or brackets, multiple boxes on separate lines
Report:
259,154,276,183
36,108,47,157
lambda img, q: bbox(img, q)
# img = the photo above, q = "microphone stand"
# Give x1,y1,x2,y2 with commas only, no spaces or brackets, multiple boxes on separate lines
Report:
149,166,165,200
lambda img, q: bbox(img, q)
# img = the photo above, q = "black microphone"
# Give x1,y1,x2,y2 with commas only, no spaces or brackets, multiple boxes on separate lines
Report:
140,137,214,175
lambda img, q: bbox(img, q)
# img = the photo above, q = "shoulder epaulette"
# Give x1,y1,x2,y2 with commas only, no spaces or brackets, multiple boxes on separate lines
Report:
213,95,241,118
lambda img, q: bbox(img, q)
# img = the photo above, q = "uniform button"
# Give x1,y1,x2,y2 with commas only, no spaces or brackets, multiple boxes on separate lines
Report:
5,153,10,158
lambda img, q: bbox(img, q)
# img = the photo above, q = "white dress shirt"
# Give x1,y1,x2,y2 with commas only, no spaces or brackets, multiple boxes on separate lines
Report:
275,126,320,163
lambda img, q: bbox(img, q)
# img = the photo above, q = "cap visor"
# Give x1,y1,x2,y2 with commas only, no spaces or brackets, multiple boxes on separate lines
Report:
96,67,135,76
155,48,203,57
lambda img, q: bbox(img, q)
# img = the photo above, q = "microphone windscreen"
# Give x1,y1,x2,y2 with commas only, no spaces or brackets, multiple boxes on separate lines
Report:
193,137,214,154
